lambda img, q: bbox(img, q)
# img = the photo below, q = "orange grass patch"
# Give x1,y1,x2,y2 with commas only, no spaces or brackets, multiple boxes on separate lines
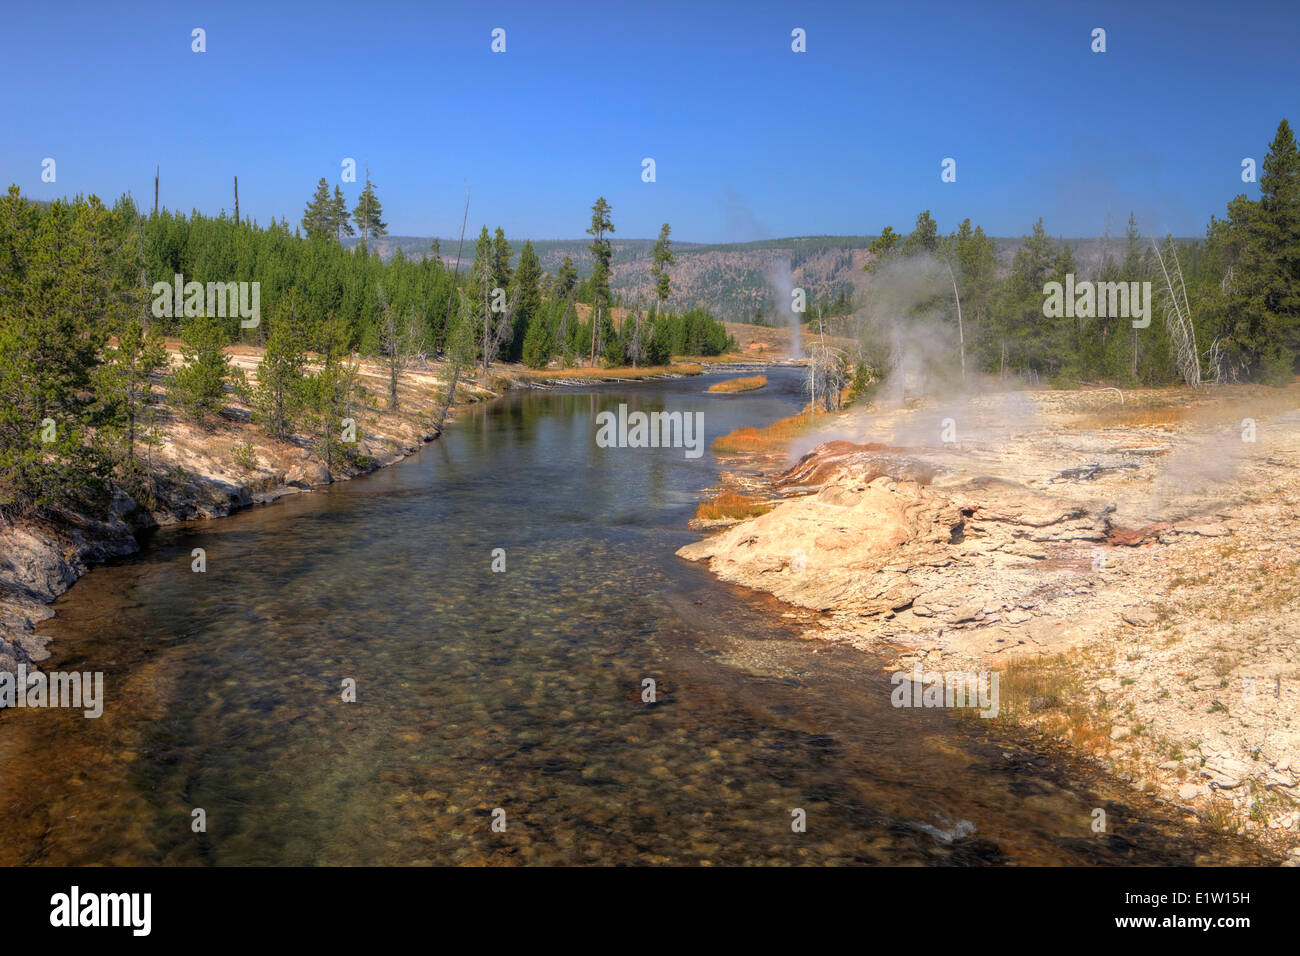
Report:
711,407,833,456
707,374,767,393
1072,404,1188,429
511,362,703,381
694,491,772,521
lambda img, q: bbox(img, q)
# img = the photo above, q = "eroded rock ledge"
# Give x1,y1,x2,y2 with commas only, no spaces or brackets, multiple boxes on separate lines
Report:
679,446,1116,628
680,416,1300,858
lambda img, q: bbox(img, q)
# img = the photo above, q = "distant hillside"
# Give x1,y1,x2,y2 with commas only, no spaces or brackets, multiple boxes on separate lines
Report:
347,234,1193,320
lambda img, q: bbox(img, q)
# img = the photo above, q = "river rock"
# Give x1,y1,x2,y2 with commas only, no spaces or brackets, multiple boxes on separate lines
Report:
285,461,331,488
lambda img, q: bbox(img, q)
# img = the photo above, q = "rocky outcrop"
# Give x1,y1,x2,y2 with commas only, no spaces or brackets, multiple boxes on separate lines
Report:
679,444,1116,628
0,492,147,672
682,384,1300,857
679,468,963,613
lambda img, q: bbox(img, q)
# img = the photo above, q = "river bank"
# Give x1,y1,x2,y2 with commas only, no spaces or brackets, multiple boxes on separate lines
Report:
678,382,1300,861
3,364,1274,866
0,345,709,674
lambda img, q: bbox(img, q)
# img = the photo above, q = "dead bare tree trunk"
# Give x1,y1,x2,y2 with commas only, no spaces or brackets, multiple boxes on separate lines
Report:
435,364,461,435
441,188,471,355
943,260,966,384
381,307,407,410
478,268,518,375
630,300,645,368
554,289,577,368
1151,238,1200,388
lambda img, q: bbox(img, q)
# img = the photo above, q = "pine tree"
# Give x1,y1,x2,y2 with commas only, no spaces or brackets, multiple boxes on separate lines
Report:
492,227,512,290
865,226,901,273
468,228,514,371
0,190,118,514
1260,118,1300,356
1230,118,1300,378
331,185,354,244
903,211,939,256
302,178,333,240
468,226,492,365
587,197,614,365
98,315,168,484
468,227,492,309
510,240,542,362
554,256,578,300
253,290,306,438
651,223,674,310
300,316,359,475
993,218,1056,379
948,219,997,368
521,311,552,369
170,316,231,424
374,284,412,410
352,168,387,247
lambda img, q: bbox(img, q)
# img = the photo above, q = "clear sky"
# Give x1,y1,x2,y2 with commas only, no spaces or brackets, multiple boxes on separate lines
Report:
3,0,1296,242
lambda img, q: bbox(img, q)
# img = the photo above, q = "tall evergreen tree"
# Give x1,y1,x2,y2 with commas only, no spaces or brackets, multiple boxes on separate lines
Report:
253,289,307,438
468,227,514,370
491,227,512,291
352,168,387,247
865,226,901,273
330,185,354,244
170,315,231,424
992,218,1056,379
468,226,493,334
0,190,119,514
587,197,614,364
1260,117,1300,360
554,256,578,300
1213,119,1300,380
510,240,543,362
98,312,168,484
302,178,333,240
903,210,940,256
651,223,674,310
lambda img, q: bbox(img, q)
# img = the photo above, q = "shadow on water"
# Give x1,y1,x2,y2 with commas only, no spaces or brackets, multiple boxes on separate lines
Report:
0,367,1274,865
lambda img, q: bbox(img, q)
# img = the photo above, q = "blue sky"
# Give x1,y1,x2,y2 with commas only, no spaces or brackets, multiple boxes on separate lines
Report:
3,0,1296,242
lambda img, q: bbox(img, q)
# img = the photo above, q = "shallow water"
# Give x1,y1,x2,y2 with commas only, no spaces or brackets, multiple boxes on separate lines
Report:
0,368,1271,865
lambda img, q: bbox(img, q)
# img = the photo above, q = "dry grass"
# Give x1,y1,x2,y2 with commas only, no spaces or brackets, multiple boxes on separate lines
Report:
711,407,831,456
1067,381,1300,430
992,652,1114,752
510,362,703,382
707,375,767,394
677,353,752,364
1071,404,1188,429
695,491,773,521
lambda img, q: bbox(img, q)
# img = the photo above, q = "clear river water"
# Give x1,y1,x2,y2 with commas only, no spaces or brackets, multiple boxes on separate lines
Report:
0,367,1270,865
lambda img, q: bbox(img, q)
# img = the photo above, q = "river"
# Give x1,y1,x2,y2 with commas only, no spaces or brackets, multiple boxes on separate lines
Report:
0,367,1269,865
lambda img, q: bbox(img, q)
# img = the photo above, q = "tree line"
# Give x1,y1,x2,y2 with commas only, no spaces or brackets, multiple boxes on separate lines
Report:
848,119,1300,390
0,179,732,519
